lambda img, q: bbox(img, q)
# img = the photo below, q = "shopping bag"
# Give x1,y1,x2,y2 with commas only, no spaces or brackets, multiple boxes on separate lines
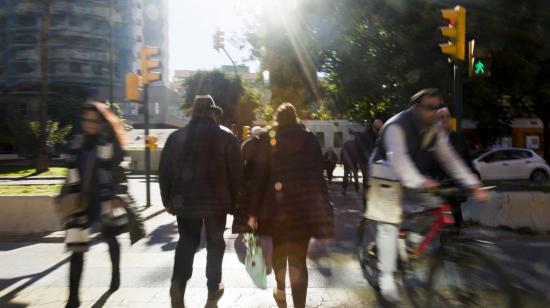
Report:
243,232,267,289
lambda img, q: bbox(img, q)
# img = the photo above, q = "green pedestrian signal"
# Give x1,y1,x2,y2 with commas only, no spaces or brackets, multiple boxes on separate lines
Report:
468,40,491,77
474,60,485,74
472,57,490,77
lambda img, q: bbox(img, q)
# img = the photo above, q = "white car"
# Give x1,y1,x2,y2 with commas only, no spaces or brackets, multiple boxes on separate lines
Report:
472,148,550,182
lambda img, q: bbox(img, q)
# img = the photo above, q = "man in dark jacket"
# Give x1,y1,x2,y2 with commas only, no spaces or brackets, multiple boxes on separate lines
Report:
436,107,475,229
159,95,243,308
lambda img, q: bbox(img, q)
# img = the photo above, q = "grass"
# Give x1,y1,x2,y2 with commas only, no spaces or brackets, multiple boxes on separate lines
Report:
0,166,68,177
0,185,62,196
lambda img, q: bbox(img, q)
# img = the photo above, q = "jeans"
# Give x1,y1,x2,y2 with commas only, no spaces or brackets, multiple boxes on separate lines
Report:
272,235,311,308
172,215,227,293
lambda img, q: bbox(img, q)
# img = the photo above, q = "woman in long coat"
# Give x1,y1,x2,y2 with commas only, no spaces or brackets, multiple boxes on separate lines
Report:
247,103,334,308
62,102,128,308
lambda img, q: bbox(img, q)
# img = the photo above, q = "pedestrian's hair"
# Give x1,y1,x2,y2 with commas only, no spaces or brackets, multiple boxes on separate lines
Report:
274,102,299,127
410,88,442,105
82,102,126,146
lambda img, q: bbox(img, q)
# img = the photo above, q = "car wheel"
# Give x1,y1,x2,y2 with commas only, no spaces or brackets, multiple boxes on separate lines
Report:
531,169,548,184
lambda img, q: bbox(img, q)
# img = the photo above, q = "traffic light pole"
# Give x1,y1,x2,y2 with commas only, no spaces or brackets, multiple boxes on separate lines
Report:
143,84,151,208
453,62,464,131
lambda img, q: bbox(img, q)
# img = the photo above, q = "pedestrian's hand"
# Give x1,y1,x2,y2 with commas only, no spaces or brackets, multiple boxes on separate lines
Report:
111,197,125,209
165,207,172,215
471,185,490,202
422,179,439,190
248,216,258,230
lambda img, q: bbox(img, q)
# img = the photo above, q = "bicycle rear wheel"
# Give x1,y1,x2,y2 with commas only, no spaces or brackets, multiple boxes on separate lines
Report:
357,217,379,290
426,243,519,308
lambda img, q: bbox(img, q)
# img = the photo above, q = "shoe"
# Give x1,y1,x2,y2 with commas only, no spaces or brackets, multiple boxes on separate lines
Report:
170,283,185,308
109,272,120,292
379,273,400,303
207,283,224,301
273,287,286,302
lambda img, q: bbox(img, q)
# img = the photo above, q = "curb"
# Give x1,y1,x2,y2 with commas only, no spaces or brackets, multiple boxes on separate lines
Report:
0,207,167,243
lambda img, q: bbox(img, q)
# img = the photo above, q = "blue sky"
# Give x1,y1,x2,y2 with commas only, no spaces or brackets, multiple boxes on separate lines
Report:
168,0,260,77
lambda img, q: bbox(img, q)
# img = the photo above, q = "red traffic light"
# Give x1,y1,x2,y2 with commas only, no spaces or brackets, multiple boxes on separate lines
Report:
449,18,456,26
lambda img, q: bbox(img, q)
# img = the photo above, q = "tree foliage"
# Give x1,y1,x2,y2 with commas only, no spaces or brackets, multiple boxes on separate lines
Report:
182,70,243,125
245,0,550,158
182,70,261,127
3,114,72,158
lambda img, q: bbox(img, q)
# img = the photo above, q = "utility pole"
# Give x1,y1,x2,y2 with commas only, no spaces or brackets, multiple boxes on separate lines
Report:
213,29,239,79
140,46,161,208
108,0,114,104
37,0,50,172
439,5,466,131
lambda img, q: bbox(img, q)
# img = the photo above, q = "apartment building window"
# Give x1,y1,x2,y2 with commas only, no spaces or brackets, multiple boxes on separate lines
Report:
49,63,58,74
15,62,35,74
136,35,143,43
70,62,82,73
315,132,325,148
92,64,102,75
334,132,343,148
16,16,35,27
13,34,37,44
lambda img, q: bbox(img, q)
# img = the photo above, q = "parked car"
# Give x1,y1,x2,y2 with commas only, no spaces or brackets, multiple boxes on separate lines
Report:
472,148,549,183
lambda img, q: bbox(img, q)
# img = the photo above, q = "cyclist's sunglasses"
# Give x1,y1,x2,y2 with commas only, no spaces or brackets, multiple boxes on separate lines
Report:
418,103,445,111
81,117,103,124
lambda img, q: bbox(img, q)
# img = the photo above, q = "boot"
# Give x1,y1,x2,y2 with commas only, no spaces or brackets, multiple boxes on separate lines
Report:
109,269,120,292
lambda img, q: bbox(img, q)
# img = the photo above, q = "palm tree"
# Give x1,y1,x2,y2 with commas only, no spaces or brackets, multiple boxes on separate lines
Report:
37,0,50,172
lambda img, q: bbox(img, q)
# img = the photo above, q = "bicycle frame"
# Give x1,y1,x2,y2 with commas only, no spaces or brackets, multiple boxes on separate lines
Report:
403,203,455,257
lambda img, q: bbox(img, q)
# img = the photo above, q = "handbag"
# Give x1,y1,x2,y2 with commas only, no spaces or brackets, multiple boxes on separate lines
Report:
56,154,95,218
365,160,404,224
243,232,267,289
123,196,146,244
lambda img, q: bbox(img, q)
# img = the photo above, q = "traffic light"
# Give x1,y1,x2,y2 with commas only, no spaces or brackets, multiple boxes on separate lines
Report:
140,45,162,84
468,39,491,77
213,29,224,51
145,135,158,151
125,73,142,101
242,126,250,140
439,5,466,61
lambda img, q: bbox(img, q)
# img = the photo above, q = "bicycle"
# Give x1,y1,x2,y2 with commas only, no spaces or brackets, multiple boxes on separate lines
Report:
356,186,519,307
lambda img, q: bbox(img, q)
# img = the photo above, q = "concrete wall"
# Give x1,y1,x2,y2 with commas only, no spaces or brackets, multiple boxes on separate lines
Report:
127,149,161,172
0,196,61,234
462,191,550,232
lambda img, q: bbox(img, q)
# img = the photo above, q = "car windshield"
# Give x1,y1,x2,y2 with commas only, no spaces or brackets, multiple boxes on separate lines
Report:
472,149,489,159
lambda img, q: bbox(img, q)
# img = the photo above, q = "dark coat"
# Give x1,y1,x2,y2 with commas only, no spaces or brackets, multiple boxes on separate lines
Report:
247,124,334,239
62,133,126,227
232,137,262,234
433,130,475,180
159,117,243,218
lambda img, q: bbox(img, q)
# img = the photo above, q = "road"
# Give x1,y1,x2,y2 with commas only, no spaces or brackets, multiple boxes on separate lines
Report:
0,176,549,307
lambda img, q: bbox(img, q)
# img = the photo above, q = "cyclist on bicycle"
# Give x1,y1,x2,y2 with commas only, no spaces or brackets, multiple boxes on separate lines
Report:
366,88,489,302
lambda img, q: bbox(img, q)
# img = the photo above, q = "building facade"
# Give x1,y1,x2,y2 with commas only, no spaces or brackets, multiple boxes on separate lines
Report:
0,0,143,117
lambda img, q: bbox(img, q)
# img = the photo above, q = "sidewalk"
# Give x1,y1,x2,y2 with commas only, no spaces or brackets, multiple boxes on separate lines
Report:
0,182,380,308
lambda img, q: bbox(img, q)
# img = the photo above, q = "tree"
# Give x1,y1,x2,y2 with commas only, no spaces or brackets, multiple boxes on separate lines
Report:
37,0,51,172
182,70,243,126
48,85,87,126
245,1,322,114
3,114,72,163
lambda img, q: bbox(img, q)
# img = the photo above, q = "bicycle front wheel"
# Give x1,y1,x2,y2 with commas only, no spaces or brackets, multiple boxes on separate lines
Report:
356,217,379,290
425,243,519,308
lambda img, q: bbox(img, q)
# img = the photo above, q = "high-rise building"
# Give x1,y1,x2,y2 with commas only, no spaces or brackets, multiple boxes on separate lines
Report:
0,0,143,117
